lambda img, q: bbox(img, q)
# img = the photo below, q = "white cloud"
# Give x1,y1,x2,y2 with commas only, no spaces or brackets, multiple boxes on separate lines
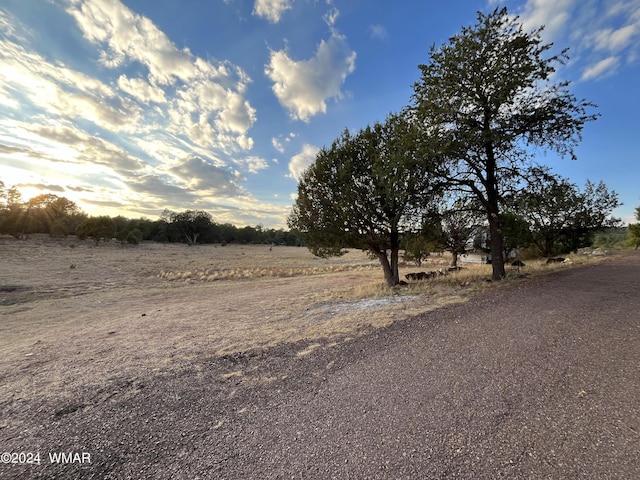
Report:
288,144,318,180
65,0,196,84
517,0,576,40
0,33,140,132
369,24,388,41
168,156,243,193
64,0,256,150
323,7,339,27
0,3,271,223
272,137,285,153
271,132,297,154
235,155,269,173
516,0,640,82
117,75,167,104
265,33,356,121
253,0,293,23
581,56,620,80
588,22,639,53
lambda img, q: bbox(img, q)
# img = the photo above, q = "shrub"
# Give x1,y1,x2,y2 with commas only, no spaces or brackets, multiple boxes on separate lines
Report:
50,221,68,239
126,229,142,245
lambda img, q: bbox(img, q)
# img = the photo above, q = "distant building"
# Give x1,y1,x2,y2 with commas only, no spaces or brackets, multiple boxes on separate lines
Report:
461,252,488,264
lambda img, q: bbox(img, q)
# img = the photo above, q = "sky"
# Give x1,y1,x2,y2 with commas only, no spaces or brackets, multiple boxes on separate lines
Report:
0,0,638,228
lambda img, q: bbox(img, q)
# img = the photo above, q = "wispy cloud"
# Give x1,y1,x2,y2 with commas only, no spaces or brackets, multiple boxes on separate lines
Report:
517,0,575,40
0,1,272,223
235,155,269,174
514,0,640,81
369,24,388,41
58,0,257,149
581,56,621,81
272,137,285,153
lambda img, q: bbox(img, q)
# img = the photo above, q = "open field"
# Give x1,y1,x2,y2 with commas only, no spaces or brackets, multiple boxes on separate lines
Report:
0,236,599,430
1,236,635,479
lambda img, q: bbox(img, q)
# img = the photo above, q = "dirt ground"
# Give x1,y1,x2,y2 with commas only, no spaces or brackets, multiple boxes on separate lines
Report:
0,236,470,413
4,237,634,479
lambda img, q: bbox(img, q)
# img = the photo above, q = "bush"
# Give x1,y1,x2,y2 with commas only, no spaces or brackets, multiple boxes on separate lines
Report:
50,222,68,239
76,216,117,244
126,229,142,245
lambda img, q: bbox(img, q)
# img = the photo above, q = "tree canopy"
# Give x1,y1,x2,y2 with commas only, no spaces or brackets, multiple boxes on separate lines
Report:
411,7,598,279
0,180,301,246
509,169,620,256
289,113,437,286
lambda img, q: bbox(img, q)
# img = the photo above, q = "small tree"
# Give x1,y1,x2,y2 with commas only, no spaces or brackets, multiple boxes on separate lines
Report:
441,205,483,267
161,210,215,244
50,221,68,239
76,216,117,245
403,213,446,267
1,186,27,239
513,170,620,255
412,7,598,279
126,229,143,245
499,212,533,260
628,207,640,250
289,113,437,286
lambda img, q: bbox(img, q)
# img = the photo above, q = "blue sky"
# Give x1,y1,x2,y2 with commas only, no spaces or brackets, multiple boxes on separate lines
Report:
1,0,638,227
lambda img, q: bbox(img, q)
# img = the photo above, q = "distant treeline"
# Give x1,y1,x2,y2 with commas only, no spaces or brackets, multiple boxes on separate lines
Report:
0,185,302,246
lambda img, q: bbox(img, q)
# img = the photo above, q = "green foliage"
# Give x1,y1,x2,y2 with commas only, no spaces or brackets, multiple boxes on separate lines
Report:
628,206,640,249
411,7,598,279
511,169,620,255
50,221,68,239
403,235,433,267
499,212,533,258
628,224,640,249
0,187,86,238
440,204,484,267
289,112,438,286
403,217,446,267
592,228,627,249
76,216,117,244
125,229,142,245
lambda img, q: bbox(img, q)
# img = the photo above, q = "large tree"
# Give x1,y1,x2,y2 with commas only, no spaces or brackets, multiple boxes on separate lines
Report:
412,7,598,279
160,210,216,245
289,113,436,286
25,194,86,235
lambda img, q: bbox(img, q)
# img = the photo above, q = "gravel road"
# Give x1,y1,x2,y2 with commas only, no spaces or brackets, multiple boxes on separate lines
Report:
2,253,639,479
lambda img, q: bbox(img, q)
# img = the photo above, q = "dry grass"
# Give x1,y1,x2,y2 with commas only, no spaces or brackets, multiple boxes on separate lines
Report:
0,235,610,410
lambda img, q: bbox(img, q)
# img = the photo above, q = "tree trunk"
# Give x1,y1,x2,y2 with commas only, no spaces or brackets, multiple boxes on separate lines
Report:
488,212,505,280
451,251,459,268
484,139,505,281
372,250,394,286
389,230,400,286
371,231,401,287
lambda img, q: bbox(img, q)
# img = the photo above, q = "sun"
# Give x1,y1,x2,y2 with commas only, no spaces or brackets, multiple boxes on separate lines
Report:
0,166,59,203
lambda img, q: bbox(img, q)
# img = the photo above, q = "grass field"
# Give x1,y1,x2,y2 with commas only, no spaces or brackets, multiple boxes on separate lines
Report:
0,235,598,412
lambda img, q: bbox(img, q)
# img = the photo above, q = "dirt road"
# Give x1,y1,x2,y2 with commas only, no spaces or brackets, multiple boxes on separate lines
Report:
2,253,639,479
